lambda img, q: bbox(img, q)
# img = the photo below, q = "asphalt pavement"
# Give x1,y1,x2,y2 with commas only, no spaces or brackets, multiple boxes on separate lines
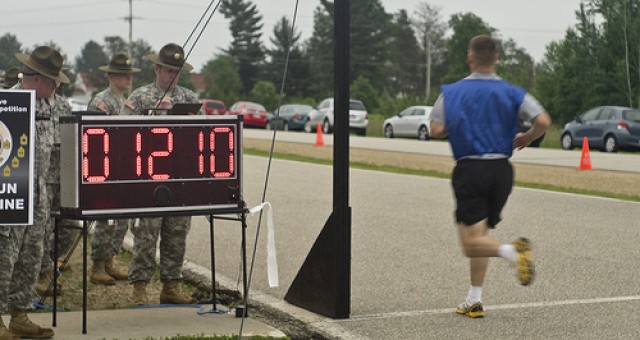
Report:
182,132,640,339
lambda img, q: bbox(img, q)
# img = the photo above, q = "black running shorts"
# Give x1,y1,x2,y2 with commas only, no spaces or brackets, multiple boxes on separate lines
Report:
451,158,513,228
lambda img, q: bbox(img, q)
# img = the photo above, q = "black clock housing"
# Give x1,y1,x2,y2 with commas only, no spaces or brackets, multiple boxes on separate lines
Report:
60,115,243,217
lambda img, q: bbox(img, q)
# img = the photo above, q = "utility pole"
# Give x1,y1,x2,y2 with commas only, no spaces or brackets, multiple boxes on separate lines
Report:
128,0,133,59
125,0,133,93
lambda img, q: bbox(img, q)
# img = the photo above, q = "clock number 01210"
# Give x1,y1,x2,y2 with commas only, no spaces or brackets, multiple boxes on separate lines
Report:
82,126,235,182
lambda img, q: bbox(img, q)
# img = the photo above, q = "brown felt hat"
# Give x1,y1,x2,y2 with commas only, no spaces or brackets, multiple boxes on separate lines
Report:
98,53,141,73
15,46,70,83
147,43,193,71
1,67,21,89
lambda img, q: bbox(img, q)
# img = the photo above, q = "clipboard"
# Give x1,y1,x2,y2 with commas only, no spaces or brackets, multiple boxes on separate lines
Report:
169,103,202,115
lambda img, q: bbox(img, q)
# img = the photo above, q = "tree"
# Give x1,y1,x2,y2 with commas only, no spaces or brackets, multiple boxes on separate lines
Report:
496,38,535,90
591,0,640,107
306,4,335,99
387,9,422,99
220,0,265,94
201,54,243,105
307,0,393,100
412,2,447,101
104,36,129,59
264,17,312,98
75,40,109,91
442,13,495,84
129,39,155,89
351,75,378,112
249,80,278,110
350,0,392,93
0,33,23,70
535,3,609,124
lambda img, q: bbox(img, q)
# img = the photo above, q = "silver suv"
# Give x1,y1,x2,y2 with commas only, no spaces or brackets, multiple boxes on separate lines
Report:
305,98,368,136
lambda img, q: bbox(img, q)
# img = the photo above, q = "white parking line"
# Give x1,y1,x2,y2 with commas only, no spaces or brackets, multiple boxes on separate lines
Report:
332,295,640,322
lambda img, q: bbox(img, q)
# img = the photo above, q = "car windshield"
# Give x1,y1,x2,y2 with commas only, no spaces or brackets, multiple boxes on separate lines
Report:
283,105,313,113
622,109,640,122
349,100,366,111
246,103,265,111
207,102,224,109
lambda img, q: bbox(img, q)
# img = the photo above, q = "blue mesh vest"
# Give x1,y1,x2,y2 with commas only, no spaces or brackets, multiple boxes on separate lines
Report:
442,79,526,160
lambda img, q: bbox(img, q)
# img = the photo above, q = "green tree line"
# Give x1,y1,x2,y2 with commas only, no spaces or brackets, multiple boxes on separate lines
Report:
2,0,639,126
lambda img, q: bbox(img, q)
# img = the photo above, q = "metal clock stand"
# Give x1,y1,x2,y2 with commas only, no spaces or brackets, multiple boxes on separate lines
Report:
51,206,249,335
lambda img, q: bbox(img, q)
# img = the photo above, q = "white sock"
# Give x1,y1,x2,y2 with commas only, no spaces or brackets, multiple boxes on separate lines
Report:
498,244,517,262
466,285,482,304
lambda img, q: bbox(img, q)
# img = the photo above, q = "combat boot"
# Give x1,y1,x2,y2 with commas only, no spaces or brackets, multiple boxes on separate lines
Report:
0,316,19,340
35,271,62,297
160,280,196,304
104,257,128,281
9,308,54,339
90,260,116,285
132,281,148,305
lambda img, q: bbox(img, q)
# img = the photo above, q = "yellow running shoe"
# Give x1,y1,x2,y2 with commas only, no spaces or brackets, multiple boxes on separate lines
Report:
455,301,485,318
514,237,535,286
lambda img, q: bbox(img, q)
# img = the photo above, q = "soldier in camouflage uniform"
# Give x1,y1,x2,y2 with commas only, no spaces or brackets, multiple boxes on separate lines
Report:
123,43,203,305
87,53,140,286
0,46,65,340
35,84,80,297
1,67,20,89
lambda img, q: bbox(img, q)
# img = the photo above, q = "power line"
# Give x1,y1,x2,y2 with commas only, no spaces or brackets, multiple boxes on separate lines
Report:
3,0,113,14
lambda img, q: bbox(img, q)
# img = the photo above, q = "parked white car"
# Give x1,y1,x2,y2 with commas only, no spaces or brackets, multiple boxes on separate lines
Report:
304,98,368,136
382,105,433,140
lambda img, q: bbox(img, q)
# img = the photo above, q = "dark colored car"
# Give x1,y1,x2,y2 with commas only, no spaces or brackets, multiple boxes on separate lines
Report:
228,101,268,128
199,99,226,115
561,105,640,152
519,119,545,147
266,104,314,131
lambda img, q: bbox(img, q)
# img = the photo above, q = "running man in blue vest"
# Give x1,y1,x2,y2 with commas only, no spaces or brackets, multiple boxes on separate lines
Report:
429,35,551,318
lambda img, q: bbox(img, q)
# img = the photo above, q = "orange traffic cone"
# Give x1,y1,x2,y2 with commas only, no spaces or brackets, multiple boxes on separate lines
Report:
578,136,592,170
315,123,324,146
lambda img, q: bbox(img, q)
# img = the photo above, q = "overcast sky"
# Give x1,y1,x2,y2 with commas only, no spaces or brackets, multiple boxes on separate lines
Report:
3,0,585,72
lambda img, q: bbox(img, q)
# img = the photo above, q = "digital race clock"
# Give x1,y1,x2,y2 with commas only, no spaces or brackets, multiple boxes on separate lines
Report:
59,115,243,216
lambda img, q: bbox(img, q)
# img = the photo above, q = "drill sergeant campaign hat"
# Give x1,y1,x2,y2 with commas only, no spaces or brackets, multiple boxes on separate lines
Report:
147,43,193,71
1,66,21,88
15,45,70,84
98,53,141,73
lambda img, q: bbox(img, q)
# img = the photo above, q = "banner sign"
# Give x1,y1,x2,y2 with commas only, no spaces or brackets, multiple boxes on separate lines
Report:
0,90,35,225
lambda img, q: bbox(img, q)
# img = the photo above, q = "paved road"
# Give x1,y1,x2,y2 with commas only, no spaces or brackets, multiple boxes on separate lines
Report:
182,137,640,339
243,129,640,173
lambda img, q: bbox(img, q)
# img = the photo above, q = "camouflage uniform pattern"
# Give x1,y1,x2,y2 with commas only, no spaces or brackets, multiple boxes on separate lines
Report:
87,88,130,261
0,95,52,312
124,83,203,283
40,93,78,274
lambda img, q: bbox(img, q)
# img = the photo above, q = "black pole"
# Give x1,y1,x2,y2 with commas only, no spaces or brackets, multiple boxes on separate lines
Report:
82,220,87,334
333,0,351,318
53,217,58,326
284,0,351,318
209,215,217,310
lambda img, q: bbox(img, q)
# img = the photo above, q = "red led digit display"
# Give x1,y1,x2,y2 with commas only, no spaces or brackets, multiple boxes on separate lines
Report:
81,124,236,183
60,115,243,216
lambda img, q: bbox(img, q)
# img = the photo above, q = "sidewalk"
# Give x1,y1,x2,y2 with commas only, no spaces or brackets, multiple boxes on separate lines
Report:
27,305,286,340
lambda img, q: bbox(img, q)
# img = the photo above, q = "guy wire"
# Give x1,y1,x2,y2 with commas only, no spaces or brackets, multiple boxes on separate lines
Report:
239,0,302,337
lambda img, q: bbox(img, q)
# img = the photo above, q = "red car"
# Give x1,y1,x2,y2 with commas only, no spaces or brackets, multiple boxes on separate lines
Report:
227,101,268,128
199,99,226,115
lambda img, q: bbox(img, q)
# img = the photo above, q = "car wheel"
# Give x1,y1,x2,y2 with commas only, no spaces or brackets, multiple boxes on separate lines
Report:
356,128,366,136
561,133,574,150
323,119,332,134
383,124,394,138
604,135,618,152
304,120,312,133
418,125,429,141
